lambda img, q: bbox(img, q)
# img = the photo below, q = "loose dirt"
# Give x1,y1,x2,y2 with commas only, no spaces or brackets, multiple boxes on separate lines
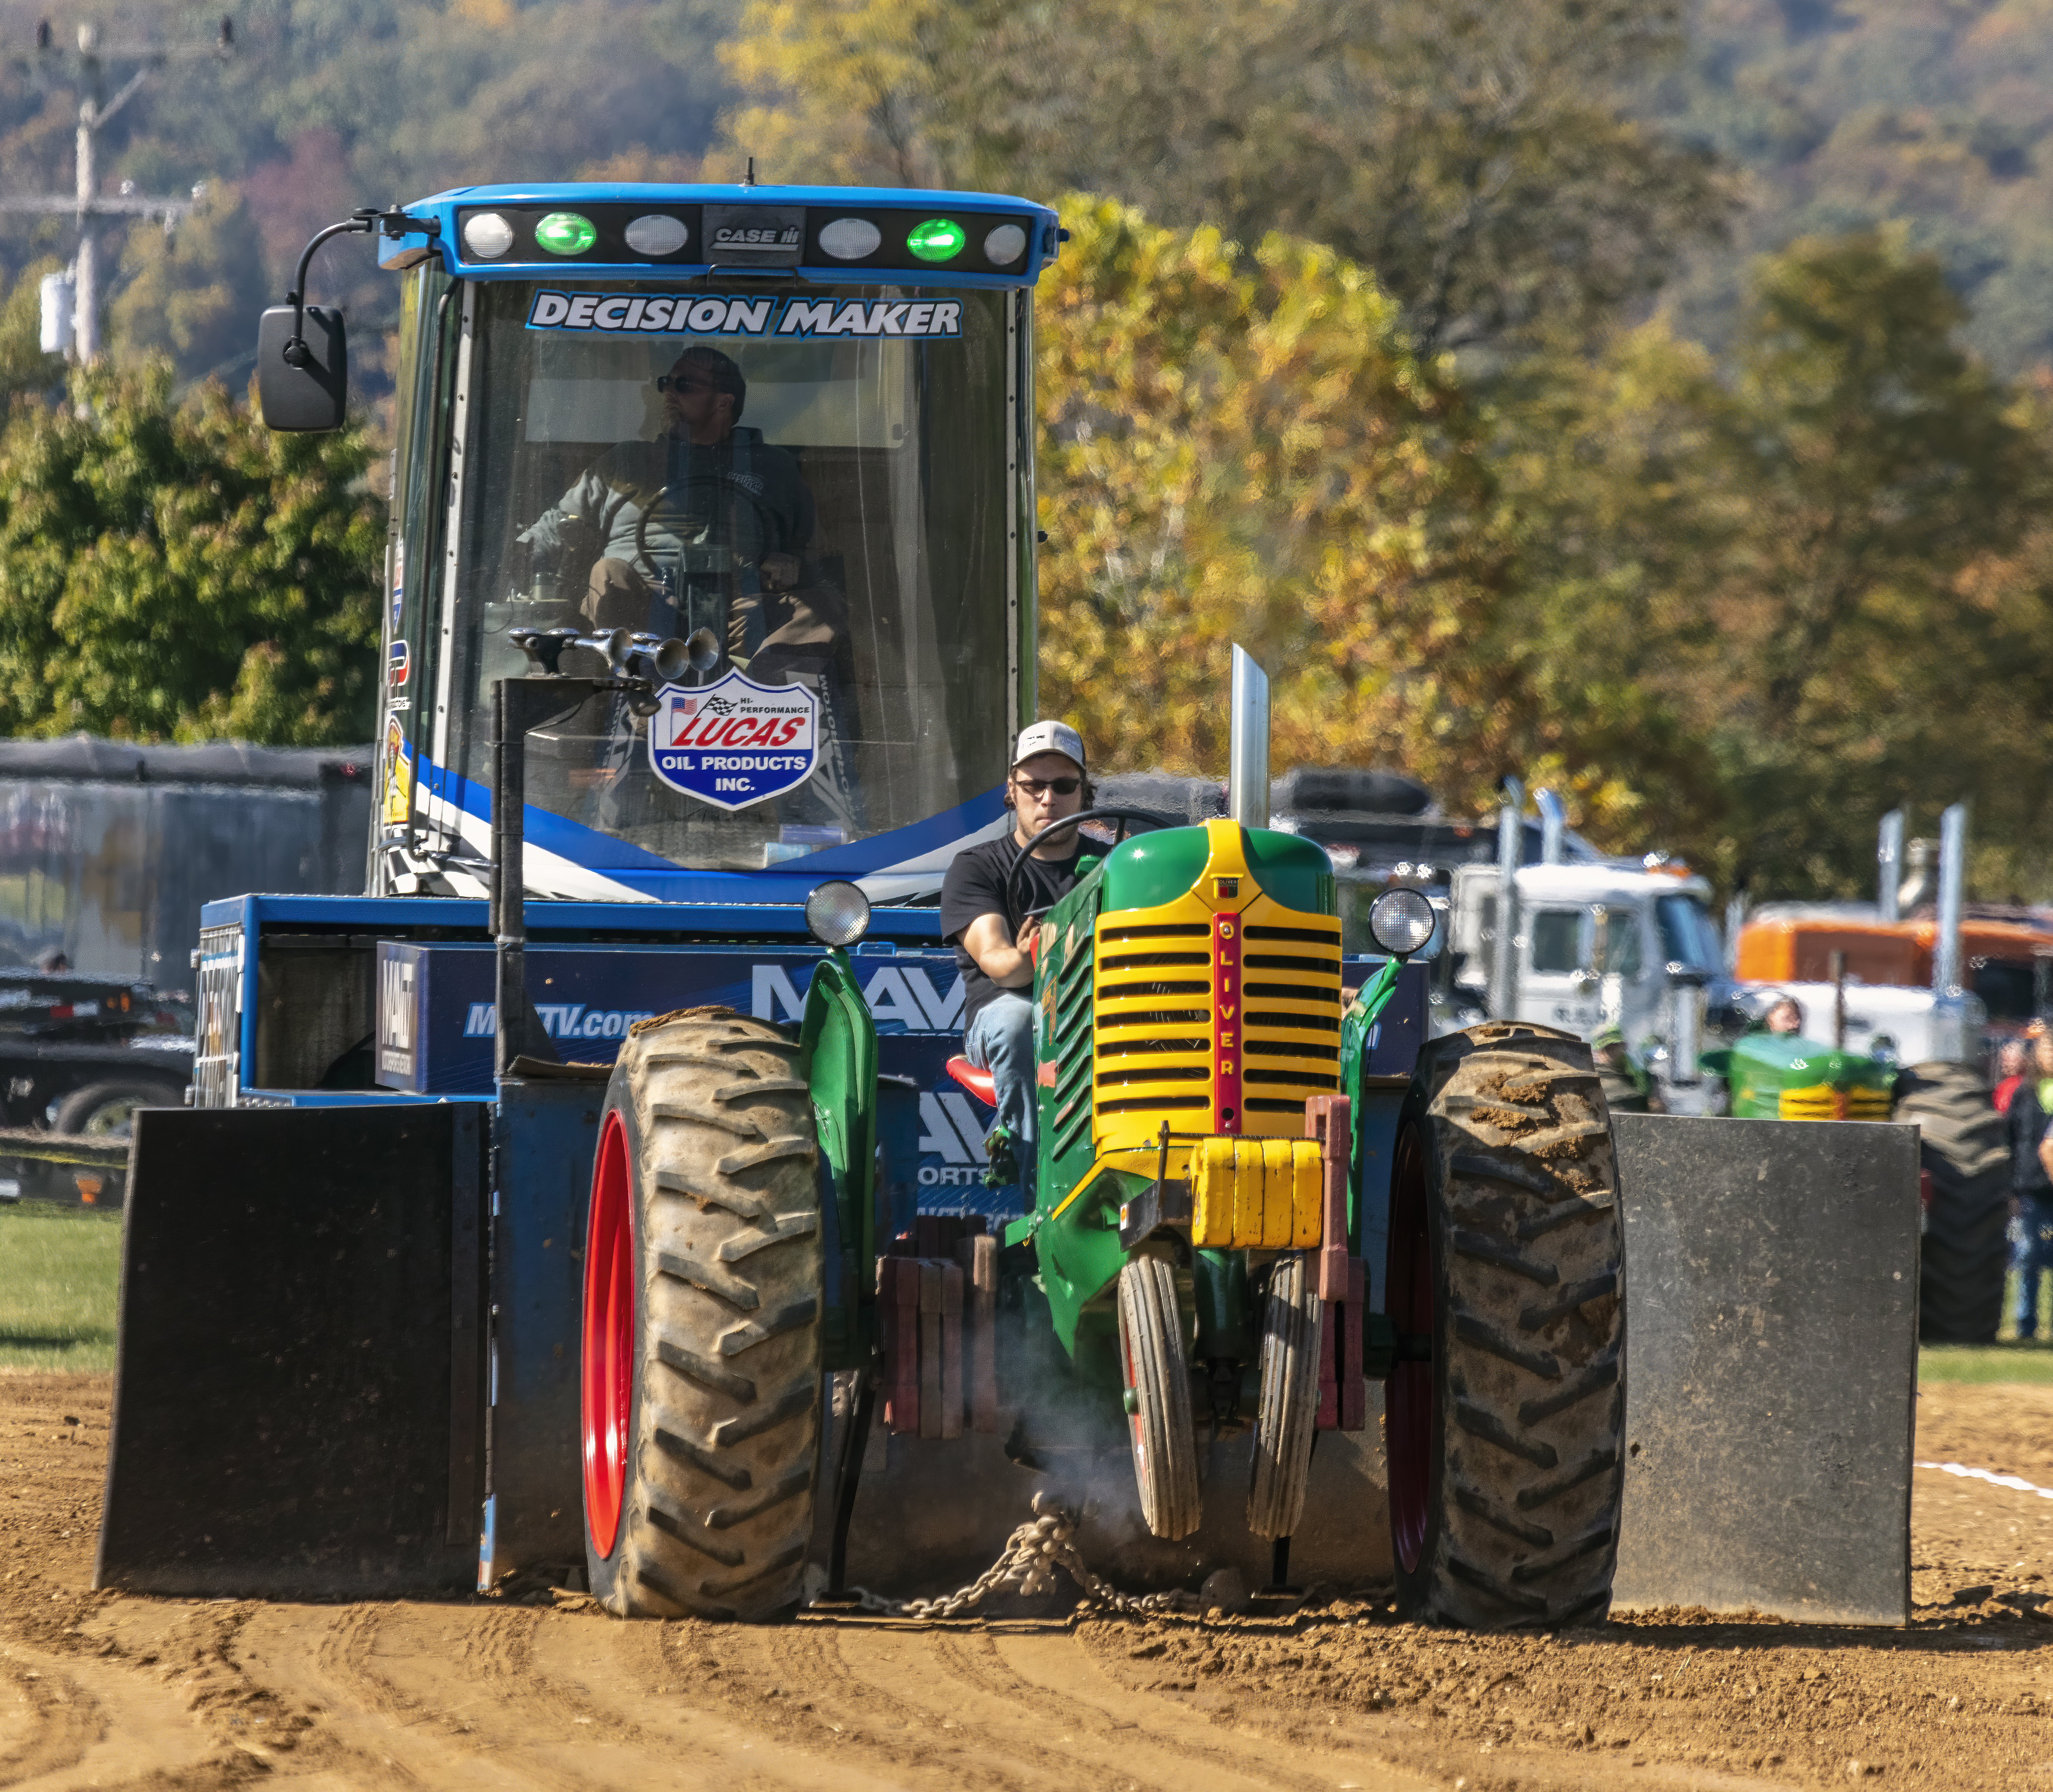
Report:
4,1373,2052,1790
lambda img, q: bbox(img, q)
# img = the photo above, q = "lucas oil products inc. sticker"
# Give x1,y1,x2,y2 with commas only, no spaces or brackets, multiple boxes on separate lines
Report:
647,668,817,811
524,291,963,338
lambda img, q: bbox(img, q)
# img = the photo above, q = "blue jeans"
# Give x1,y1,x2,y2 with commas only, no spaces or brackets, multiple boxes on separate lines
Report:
2016,1193,2053,1337
965,991,1037,1200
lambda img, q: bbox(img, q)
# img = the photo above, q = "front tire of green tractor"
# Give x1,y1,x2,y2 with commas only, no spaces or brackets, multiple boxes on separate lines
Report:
1898,1061,2011,1344
1116,1246,1202,1540
581,1008,823,1620
1246,1251,1323,1540
1387,1022,1625,1629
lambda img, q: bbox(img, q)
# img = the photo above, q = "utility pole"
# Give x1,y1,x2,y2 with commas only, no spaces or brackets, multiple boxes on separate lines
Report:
0,16,233,364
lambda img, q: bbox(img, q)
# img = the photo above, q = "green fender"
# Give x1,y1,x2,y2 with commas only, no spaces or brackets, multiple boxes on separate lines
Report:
799,946,878,1367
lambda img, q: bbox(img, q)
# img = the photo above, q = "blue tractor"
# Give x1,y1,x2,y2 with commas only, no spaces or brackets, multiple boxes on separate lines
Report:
93,183,1628,1628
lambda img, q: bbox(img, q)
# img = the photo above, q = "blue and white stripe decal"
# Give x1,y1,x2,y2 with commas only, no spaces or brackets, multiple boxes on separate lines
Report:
415,757,1006,905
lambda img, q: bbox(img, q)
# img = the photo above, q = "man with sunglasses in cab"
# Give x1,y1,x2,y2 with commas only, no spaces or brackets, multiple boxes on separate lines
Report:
517,344,816,661
940,723,1094,1200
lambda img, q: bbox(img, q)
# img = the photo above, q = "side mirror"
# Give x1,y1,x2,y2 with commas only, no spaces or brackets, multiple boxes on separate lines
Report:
256,305,347,431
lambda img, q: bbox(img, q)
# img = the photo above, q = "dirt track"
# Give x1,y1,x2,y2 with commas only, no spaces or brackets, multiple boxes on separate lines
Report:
6,1374,2053,1790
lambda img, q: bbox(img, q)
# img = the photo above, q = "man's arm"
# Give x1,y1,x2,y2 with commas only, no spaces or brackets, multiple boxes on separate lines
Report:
961,912,1035,989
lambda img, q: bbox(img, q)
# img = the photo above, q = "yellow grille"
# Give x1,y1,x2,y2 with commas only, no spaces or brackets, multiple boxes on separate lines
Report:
1092,818,1343,1157
1777,1083,1892,1121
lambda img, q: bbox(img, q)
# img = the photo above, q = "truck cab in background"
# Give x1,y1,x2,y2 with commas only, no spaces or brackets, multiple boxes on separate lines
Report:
1441,859,1731,1113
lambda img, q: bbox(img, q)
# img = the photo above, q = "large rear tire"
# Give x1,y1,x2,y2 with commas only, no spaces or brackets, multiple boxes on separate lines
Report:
1116,1247,1202,1540
1388,1022,1625,1629
1898,1061,2009,1344
581,1008,823,1619
1246,1250,1322,1540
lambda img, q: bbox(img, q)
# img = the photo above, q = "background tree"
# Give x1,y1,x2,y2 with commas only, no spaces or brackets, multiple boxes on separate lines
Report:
0,361,382,744
724,0,1730,361
110,183,271,388
1511,230,2053,894
1035,196,1708,834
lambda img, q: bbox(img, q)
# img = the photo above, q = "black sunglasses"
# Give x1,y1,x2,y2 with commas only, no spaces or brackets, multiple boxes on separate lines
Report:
655,374,717,393
1014,774,1081,796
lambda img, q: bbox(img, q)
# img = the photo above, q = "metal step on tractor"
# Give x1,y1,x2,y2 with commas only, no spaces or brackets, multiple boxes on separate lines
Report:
91,178,1907,1632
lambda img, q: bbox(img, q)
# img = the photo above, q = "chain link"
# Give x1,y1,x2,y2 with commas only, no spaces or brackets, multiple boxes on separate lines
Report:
831,1490,1195,1620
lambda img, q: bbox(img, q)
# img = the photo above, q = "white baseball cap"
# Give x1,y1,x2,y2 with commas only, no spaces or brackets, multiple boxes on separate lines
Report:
1011,720,1086,772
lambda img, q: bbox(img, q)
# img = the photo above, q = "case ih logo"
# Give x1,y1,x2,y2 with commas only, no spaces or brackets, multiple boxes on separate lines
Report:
647,669,818,811
713,224,799,250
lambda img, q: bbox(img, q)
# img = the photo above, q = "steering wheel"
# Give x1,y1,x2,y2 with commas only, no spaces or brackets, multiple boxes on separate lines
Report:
634,480,787,599
1001,807,1175,931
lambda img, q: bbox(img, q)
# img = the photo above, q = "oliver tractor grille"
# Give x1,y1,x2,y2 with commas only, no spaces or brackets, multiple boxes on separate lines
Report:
1092,909,1343,1152
1778,1083,1894,1122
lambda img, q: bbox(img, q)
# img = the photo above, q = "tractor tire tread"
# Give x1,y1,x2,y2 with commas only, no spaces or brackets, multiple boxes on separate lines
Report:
587,1010,822,1621
1247,1252,1323,1540
1118,1250,1202,1540
1899,1061,2010,1344
1395,1022,1625,1630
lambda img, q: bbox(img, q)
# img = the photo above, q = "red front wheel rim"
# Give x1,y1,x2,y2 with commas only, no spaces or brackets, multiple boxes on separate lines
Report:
581,1110,634,1559
1388,1122,1434,1575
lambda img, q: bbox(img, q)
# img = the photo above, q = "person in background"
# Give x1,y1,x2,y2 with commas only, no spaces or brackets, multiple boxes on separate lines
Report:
2006,1021,2053,1339
1995,1037,2029,1113
1763,995,1803,1035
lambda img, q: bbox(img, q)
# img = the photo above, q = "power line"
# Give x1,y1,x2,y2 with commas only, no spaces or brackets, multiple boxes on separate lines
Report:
0,17,235,364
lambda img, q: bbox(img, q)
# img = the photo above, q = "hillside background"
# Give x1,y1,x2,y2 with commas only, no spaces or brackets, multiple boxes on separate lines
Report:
0,0,2042,386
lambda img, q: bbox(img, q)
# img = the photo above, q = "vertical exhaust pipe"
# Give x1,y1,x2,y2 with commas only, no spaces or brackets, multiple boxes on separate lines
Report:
1491,777,1523,1022
1227,645,1269,830
1930,801,1970,1064
1535,787,1566,865
1876,809,1904,922
1933,803,1966,994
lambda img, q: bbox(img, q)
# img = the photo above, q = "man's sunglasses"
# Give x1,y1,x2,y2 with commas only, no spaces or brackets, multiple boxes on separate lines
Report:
1014,775,1081,797
655,375,716,394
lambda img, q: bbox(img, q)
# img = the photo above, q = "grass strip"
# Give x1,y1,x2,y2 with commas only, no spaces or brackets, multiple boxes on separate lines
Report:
0,1201,121,1373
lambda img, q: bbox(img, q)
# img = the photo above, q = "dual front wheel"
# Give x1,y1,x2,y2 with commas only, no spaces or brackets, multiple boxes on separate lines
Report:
1115,1245,1325,1545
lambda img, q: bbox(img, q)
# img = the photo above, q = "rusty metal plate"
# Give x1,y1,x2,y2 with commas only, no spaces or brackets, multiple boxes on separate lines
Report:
1611,1113,1919,1626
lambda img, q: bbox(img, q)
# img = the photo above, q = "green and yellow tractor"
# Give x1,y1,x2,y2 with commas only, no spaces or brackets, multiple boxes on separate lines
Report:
583,705,1629,1626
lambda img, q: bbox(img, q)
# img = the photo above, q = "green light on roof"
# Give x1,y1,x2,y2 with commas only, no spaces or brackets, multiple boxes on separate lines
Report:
535,212,598,256
906,217,965,263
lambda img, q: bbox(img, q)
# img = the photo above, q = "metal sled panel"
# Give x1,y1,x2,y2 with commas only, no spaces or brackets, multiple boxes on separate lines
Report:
96,1105,483,1598
1611,1112,1918,1625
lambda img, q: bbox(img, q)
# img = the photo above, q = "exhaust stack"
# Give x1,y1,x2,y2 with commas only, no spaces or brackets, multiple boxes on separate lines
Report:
1535,787,1566,865
1491,778,1523,1022
1929,802,1971,1063
1876,809,1904,922
1227,645,1269,830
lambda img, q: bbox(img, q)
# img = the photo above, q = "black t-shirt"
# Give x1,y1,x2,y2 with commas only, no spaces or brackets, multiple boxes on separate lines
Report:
940,833,1085,1032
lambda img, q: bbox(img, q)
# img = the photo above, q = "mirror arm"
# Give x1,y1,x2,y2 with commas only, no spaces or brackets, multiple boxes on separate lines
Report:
282,207,441,368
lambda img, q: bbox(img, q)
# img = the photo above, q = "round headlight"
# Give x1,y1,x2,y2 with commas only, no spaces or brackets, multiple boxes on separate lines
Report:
906,217,965,262
982,223,1027,266
462,211,515,259
623,213,689,256
1368,887,1437,957
534,211,597,256
818,216,882,260
806,879,871,948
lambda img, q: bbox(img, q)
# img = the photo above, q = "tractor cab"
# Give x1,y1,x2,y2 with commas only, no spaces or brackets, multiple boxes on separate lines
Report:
283,187,1056,906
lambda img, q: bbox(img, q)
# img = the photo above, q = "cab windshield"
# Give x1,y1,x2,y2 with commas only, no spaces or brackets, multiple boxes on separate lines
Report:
444,279,1014,874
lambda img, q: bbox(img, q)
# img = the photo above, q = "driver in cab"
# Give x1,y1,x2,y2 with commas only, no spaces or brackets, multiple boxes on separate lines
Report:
518,345,819,666
940,723,1093,1201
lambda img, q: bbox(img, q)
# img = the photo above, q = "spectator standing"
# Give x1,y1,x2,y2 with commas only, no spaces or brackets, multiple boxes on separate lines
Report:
2007,1022,2053,1338
1995,1038,2029,1113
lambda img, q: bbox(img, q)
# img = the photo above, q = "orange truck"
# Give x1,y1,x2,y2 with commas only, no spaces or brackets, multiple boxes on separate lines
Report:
1736,911,2052,1039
